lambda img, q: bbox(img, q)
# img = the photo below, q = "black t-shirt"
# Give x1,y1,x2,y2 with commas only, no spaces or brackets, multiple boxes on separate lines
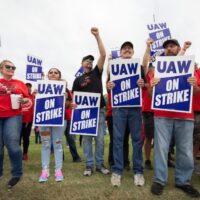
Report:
72,65,106,108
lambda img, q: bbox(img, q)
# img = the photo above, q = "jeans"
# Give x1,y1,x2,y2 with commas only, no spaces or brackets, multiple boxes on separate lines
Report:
154,117,194,185
0,115,22,177
107,116,130,167
20,122,33,154
112,107,143,175
64,120,80,161
39,125,64,170
83,109,105,169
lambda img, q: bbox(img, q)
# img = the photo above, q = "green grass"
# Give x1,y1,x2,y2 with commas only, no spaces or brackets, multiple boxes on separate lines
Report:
0,133,199,200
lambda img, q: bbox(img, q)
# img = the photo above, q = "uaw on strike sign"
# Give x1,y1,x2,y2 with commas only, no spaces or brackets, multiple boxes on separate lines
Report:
109,58,142,107
152,55,195,113
33,81,66,126
70,92,100,136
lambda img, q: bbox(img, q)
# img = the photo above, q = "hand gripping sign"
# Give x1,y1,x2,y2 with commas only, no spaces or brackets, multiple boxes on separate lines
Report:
26,55,43,81
152,55,195,113
109,58,142,107
70,92,100,136
33,80,66,126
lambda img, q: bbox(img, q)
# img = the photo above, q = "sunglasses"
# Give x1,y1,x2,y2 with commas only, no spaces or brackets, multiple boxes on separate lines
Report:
49,71,59,75
4,65,16,70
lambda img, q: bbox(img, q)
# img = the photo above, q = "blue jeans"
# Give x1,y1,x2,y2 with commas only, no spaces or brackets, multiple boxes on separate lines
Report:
64,120,80,161
112,107,143,175
0,115,22,177
154,117,194,185
39,125,64,170
83,109,105,169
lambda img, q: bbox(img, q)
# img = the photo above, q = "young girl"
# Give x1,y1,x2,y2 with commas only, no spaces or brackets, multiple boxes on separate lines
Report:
38,68,65,182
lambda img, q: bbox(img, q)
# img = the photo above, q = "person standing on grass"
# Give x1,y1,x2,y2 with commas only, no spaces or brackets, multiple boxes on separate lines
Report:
107,41,146,187
72,27,109,176
149,39,200,198
38,68,66,183
0,60,31,188
20,83,34,161
64,87,81,163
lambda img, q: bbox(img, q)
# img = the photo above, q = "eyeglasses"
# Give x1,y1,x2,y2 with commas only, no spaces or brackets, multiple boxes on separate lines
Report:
49,71,59,75
4,65,16,70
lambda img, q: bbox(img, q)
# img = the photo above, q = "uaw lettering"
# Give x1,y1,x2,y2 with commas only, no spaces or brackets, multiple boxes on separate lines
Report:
110,58,141,107
152,56,195,112
33,81,66,126
70,92,100,136
147,22,171,61
26,55,43,81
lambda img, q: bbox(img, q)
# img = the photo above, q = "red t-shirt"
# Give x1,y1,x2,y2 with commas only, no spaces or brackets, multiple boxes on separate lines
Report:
149,71,195,120
193,68,200,111
0,79,29,117
22,94,34,123
142,70,154,113
65,89,72,120
106,92,112,117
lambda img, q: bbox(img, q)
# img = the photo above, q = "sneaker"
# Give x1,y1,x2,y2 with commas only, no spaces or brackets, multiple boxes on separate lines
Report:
134,174,145,186
83,167,93,176
175,184,200,198
96,166,110,175
111,173,121,187
55,169,64,182
22,154,28,161
38,169,49,182
151,182,164,195
7,177,21,189
145,160,153,170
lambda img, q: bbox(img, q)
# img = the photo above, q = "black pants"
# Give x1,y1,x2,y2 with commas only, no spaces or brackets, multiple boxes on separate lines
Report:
64,120,81,161
20,122,32,154
107,116,130,166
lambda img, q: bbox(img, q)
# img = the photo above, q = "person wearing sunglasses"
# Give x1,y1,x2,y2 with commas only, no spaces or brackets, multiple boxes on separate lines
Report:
0,60,31,189
38,68,66,183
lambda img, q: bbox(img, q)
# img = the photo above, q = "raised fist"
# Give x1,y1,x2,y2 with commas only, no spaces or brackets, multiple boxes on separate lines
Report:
91,27,99,37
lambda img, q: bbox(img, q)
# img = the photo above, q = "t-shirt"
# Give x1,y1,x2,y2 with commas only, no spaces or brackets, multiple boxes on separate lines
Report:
106,92,112,117
72,65,105,108
65,88,72,120
22,94,34,123
0,79,29,117
193,68,200,111
142,69,154,113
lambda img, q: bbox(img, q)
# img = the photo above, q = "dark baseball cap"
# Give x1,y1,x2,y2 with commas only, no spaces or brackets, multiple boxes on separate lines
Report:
120,41,134,50
163,39,180,48
82,55,94,62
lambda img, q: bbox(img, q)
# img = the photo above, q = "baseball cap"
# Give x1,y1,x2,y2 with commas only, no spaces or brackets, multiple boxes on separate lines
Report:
82,55,94,62
163,39,180,48
120,41,134,50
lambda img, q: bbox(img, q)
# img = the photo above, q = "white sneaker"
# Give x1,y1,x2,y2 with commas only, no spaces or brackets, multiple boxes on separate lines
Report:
111,173,121,187
134,174,145,186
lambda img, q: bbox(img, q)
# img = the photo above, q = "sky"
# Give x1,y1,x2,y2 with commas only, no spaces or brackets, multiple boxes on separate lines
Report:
0,0,200,92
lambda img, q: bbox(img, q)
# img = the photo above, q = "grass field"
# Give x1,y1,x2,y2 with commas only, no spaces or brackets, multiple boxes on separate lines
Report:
0,133,199,200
